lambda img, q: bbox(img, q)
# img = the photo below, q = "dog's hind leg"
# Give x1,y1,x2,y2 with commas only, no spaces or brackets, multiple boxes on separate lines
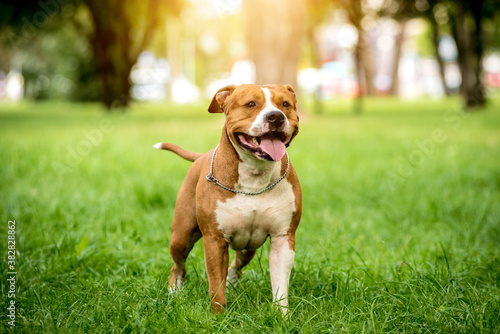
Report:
168,223,201,291
168,176,201,291
226,250,256,285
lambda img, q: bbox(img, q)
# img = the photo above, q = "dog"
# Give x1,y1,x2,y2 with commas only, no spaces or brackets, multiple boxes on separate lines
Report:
154,84,302,313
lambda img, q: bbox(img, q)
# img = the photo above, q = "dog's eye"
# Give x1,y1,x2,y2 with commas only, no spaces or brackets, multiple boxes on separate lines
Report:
282,101,291,108
245,101,256,108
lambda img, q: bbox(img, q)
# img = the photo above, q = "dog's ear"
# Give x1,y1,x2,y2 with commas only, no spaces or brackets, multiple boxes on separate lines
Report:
284,84,296,102
208,85,236,113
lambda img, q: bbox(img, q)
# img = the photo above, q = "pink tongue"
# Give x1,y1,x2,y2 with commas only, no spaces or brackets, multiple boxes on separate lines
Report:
260,136,286,161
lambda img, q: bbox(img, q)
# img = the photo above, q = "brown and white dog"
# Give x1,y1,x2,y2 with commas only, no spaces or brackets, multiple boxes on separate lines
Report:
154,84,302,313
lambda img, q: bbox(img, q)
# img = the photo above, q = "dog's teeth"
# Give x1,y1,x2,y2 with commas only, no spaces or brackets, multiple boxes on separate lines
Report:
252,137,259,145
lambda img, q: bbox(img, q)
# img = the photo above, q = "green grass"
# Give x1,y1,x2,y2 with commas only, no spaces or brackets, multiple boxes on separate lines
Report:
1,96,499,333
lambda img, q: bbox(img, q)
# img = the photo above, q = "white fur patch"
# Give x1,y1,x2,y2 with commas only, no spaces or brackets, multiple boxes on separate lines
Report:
249,88,290,136
269,236,295,310
153,143,163,150
226,267,239,286
214,162,295,251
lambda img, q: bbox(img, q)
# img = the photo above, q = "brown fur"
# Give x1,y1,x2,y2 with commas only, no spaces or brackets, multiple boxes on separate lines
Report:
162,84,302,313
156,143,203,162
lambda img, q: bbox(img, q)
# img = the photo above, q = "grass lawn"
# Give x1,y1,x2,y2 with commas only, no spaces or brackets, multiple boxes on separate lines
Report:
1,96,499,333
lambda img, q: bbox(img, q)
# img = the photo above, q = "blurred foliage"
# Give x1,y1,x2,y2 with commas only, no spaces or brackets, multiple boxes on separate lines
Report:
415,24,436,57
0,0,499,108
483,9,500,51
85,0,183,109
0,1,100,101
377,0,500,107
0,0,183,108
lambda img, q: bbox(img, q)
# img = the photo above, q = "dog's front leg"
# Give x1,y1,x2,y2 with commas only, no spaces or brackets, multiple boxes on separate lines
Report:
269,234,295,313
203,235,229,313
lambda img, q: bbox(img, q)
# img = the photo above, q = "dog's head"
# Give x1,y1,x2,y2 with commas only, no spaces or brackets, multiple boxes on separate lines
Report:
208,84,299,162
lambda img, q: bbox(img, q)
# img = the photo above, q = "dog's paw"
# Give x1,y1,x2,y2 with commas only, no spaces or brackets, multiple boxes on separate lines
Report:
167,286,179,294
226,267,240,287
167,278,184,293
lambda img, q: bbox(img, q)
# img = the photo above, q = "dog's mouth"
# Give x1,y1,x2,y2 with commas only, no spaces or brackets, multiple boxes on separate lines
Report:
235,131,293,161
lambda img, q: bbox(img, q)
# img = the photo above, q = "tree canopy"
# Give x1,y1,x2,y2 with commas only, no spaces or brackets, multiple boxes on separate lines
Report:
1,0,499,110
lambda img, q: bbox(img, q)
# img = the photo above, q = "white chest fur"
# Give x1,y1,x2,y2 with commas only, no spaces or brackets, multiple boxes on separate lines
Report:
215,160,296,251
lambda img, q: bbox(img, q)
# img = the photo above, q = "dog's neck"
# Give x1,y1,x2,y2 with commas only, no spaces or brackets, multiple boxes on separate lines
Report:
216,128,282,194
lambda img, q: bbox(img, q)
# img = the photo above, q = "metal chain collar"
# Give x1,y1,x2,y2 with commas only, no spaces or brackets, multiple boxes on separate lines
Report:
205,144,289,196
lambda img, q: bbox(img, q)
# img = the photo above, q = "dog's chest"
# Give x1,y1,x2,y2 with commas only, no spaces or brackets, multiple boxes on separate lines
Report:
215,180,295,251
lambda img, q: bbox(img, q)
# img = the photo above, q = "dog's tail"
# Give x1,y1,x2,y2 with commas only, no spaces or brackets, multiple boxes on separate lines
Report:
153,143,203,162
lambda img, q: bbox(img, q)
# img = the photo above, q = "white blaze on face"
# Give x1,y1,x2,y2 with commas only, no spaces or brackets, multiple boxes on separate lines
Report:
249,88,290,136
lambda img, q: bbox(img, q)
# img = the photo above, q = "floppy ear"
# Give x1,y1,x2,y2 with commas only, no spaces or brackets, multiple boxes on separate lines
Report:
208,85,236,113
284,84,295,93
284,84,296,102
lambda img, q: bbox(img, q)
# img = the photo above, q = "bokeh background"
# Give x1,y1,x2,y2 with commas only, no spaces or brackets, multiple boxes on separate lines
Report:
1,0,499,110
1,1,500,332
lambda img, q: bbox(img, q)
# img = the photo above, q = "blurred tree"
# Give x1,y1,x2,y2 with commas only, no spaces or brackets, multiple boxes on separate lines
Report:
330,0,377,115
0,0,100,101
306,0,331,69
448,0,486,108
385,0,500,108
339,0,377,99
331,0,377,114
430,0,498,108
0,0,182,109
304,0,377,113
390,21,406,96
379,0,419,96
425,1,453,96
305,0,332,114
243,0,305,90
84,0,181,109
433,0,499,108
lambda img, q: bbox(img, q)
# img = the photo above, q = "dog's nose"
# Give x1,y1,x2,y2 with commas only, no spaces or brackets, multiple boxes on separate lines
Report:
264,110,285,128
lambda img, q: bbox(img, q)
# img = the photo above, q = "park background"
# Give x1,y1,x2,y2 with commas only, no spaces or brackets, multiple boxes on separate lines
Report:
1,0,500,332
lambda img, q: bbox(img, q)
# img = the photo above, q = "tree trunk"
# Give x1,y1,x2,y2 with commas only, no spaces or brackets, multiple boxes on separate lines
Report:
429,13,452,96
390,20,406,96
358,28,376,96
243,0,305,89
85,0,160,110
468,0,486,108
450,0,486,109
353,36,364,114
85,0,131,109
